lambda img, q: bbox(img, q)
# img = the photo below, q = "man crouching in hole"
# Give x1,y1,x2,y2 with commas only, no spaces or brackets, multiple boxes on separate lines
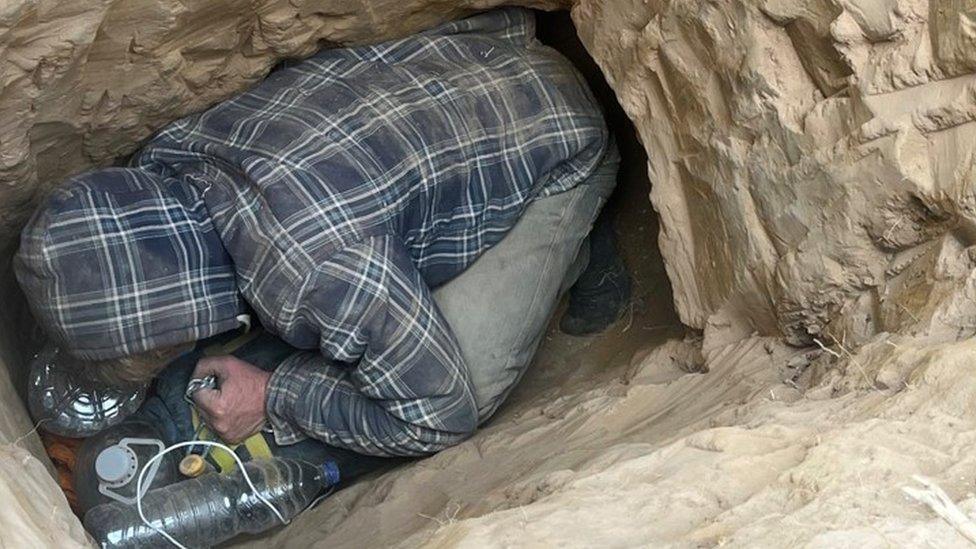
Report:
16,8,629,460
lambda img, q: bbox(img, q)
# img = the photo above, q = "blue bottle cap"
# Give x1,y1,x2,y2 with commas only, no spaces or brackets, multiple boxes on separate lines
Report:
321,460,340,486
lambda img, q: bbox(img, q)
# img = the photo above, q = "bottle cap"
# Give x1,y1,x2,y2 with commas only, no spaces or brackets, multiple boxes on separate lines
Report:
321,460,340,486
179,454,208,478
95,445,136,484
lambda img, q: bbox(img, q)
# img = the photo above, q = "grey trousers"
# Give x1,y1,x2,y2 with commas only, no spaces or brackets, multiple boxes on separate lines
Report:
433,145,620,421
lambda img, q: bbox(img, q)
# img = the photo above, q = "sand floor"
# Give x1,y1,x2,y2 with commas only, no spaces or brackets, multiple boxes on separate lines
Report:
237,316,976,548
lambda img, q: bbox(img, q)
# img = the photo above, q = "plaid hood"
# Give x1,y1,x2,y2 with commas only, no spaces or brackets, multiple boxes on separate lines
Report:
15,169,247,360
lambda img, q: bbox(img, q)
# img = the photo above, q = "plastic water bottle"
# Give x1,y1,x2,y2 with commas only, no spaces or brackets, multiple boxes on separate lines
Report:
74,420,181,515
84,457,340,548
27,344,147,437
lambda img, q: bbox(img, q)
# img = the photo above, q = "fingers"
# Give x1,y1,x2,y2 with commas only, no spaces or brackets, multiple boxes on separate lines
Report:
193,388,238,442
191,356,226,410
188,355,269,444
192,386,221,413
192,354,231,379
191,356,230,433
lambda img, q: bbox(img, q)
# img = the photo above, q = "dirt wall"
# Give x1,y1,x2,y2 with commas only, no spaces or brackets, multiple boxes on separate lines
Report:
573,0,976,348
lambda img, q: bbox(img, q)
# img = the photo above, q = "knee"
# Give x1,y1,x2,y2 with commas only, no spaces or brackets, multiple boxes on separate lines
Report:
406,400,477,456
423,383,479,452
591,142,620,190
452,392,479,437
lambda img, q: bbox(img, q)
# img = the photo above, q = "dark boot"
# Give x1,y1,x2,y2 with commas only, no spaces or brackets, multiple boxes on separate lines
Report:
560,210,631,336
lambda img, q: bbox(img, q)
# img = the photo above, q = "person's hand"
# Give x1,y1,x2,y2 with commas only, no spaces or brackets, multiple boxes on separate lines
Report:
191,355,272,444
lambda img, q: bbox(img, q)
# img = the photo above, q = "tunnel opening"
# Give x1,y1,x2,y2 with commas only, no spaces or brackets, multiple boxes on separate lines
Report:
0,8,688,546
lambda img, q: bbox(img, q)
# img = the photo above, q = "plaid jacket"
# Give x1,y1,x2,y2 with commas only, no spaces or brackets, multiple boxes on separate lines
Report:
16,8,608,456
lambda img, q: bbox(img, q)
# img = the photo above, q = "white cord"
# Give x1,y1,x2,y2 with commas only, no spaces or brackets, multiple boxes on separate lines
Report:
134,440,288,549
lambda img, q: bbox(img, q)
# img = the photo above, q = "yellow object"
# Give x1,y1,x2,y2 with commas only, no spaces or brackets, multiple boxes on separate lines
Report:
202,328,261,357
189,407,273,473
179,454,207,478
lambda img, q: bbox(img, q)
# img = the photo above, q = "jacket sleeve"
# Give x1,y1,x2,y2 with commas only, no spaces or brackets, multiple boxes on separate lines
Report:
264,235,478,457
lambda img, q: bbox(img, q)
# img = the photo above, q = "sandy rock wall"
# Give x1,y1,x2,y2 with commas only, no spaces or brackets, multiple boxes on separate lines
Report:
573,0,976,347
0,0,566,252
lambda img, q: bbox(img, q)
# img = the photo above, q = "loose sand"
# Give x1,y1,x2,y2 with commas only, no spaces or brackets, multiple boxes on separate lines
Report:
241,324,976,548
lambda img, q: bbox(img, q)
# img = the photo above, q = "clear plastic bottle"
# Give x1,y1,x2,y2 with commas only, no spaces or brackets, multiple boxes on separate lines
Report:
83,457,340,548
74,420,181,515
27,344,146,437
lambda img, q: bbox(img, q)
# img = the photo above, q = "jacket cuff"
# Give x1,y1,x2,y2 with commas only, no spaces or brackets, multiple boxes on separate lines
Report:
265,353,310,446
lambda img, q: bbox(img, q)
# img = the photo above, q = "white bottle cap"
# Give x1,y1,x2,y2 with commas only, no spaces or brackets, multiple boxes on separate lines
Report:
95,445,136,484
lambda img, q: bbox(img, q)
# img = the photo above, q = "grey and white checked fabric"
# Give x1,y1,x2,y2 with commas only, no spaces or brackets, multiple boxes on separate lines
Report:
17,8,608,456
16,170,248,359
